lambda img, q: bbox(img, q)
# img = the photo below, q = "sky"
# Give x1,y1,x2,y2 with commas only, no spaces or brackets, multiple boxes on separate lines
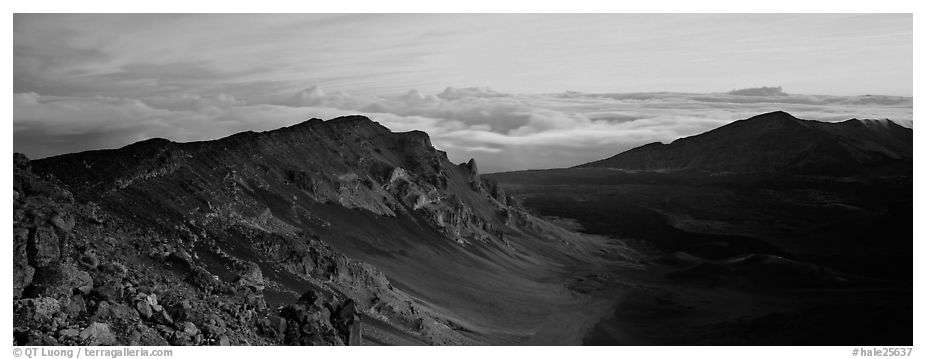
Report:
13,13,913,172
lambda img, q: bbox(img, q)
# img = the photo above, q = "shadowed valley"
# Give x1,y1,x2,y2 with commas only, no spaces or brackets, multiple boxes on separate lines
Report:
487,111,912,345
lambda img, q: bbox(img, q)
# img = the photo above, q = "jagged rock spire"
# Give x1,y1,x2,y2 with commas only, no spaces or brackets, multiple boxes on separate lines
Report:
466,158,479,177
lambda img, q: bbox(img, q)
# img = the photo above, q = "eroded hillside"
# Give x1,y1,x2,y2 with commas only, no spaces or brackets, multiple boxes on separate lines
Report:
15,115,641,346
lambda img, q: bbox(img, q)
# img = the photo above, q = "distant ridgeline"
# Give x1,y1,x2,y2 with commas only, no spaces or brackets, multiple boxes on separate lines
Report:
578,111,912,176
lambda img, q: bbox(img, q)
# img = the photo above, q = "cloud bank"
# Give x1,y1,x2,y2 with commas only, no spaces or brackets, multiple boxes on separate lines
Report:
13,14,912,172
728,86,788,96
14,86,912,173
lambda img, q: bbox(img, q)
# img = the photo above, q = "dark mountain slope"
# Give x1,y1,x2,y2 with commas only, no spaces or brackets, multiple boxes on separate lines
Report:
578,111,912,176
487,112,912,345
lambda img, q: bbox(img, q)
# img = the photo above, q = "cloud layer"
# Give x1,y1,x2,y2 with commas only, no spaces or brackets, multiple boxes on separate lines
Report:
14,86,912,173
13,14,912,172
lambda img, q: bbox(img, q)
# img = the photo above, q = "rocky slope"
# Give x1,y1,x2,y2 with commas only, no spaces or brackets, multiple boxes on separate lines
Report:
16,115,629,346
578,111,912,176
14,152,387,345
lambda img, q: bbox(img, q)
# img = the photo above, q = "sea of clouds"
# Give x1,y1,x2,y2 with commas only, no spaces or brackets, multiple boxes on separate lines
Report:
14,86,912,173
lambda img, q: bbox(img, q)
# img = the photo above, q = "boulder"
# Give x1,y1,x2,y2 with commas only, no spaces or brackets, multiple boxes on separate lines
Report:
235,262,264,290
257,315,287,340
46,263,93,298
217,334,231,346
169,299,195,322
203,321,226,336
188,266,224,293
91,301,139,323
50,213,74,233
29,226,60,268
146,293,159,307
91,262,127,300
78,249,100,269
80,322,117,345
135,300,154,319
91,281,124,301
71,269,94,296
58,294,87,318
129,325,168,346
152,309,174,325
13,262,35,299
181,321,199,336
16,297,61,323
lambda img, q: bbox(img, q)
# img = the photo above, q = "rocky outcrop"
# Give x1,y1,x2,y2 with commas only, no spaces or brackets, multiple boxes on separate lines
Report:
12,153,384,346
13,153,74,299
275,290,358,345
458,158,480,190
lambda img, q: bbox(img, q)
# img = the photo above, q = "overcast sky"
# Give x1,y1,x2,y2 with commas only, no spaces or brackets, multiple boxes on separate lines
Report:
14,14,913,172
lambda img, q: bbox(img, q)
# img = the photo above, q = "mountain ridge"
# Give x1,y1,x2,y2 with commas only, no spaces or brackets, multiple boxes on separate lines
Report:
577,111,912,176
19,114,632,346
